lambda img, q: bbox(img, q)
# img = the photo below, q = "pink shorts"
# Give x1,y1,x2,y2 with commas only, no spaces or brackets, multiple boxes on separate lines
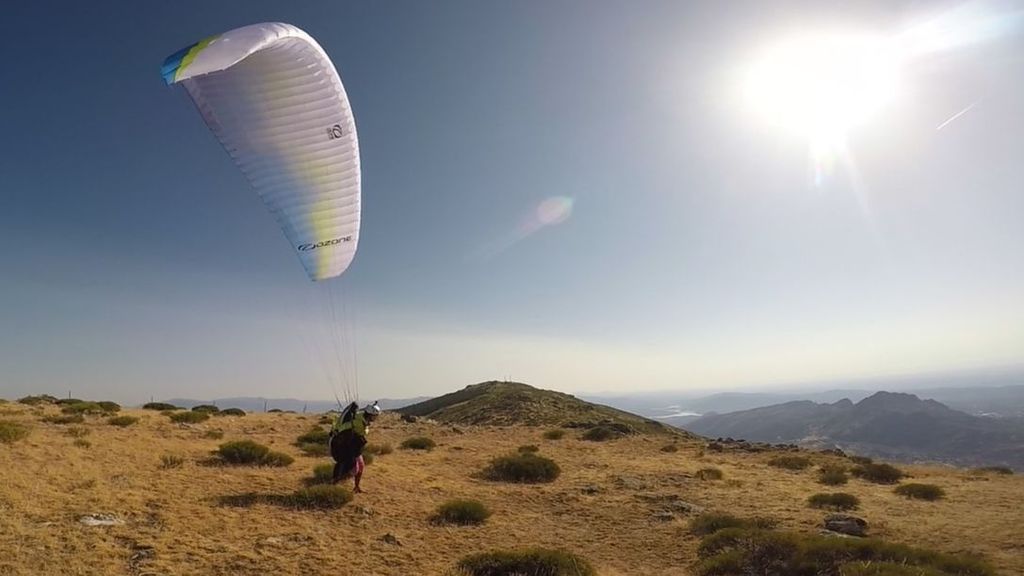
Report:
354,455,365,476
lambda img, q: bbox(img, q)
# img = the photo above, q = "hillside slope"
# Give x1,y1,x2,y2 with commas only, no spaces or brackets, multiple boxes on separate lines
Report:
397,381,683,435
0,400,1020,575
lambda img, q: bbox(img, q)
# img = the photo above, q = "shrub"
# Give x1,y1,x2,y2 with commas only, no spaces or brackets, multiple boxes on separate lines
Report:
191,404,220,413
581,425,621,442
64,426,90,438
401,436,436,451
96,401,121,413
309,463,334,485
18,395,58,406
542,429,565,440
42,414,85,425
218,440,269,464
456,548,595,576
432,499,491,526
852,462,904,485
818,463,849,486
61,402,105,415
849,455,874,465
298,442,329,457
661,443,679,453
203,429,224,440
518,444,540,454
262,451,295,467
689,513,777,536
73,438,91,449
768,455,812,470
482,453,560,483
218,408,246,417
894,483,945,501
56,398,83,405
808,492,860,511
0,420,30,444
216,440,292,467
169,411,209,424
107,415,138,427
696,467,724,481
160,454,185,469
143,402,178,411
296,427,330,445
695,527,995,576
284,485,352,509
362,452,375,466
365,443,393,455
971,466,1013,475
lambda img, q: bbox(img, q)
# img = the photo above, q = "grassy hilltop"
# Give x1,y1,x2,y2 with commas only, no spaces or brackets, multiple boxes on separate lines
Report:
0,388,1020,575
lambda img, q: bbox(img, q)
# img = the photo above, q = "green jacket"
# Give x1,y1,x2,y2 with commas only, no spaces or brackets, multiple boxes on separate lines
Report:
332,411,368,439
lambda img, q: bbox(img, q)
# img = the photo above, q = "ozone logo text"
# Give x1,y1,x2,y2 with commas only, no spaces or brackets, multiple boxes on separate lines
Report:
297,236,352,252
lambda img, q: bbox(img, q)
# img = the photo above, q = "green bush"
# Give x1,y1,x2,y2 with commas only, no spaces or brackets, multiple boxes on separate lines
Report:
456,548,595,576
169,411,209,424
695,526,994,576
309,463,335,485
482,453,560,483
808,492,860,511
432,499,491,526
689,513,777,536
365,443,393,455
849,455,874,465
818,463,849,486
894,483,945,501
218,408,246,417
0,420,30,444
542,429,566,440
518,444,540,454
107,415,139,427
696,467,724,481
160,454,185,469
191,404,220,413
971,466,1013,475
262,451,295,467
580,425,621,442
96,401,121,413
61,402,105,415
18,395,58,406
42,414,85,425
56,398,83,405
768,455,812,470
661,443,679,453
284,485,353,509
296,427,330,445
401,436,436,451
852,462,904,485
216,440,293,467
143,402,179,411
298,442,329,457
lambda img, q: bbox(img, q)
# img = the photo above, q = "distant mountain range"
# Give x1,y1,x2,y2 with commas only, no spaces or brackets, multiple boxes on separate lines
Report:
159,396,428,413
682,391,1024,470
585,383,1024,427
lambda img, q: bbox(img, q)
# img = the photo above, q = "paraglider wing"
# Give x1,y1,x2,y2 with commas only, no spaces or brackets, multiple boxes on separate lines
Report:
162,22,360,281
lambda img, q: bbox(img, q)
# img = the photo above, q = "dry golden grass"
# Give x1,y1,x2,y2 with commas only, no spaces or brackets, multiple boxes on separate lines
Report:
0,403,1021,575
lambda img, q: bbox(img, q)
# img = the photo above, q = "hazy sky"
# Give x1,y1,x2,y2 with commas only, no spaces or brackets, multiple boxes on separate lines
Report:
2,1,1022,404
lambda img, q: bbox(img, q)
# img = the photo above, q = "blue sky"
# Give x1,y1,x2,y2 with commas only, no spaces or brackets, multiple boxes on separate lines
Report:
1,1,1022,404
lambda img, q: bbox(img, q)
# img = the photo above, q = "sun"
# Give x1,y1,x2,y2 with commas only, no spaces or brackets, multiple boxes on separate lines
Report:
743,32,901,153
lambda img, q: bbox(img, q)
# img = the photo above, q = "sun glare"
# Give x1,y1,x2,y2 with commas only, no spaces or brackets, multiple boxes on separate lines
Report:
744,33,901,152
